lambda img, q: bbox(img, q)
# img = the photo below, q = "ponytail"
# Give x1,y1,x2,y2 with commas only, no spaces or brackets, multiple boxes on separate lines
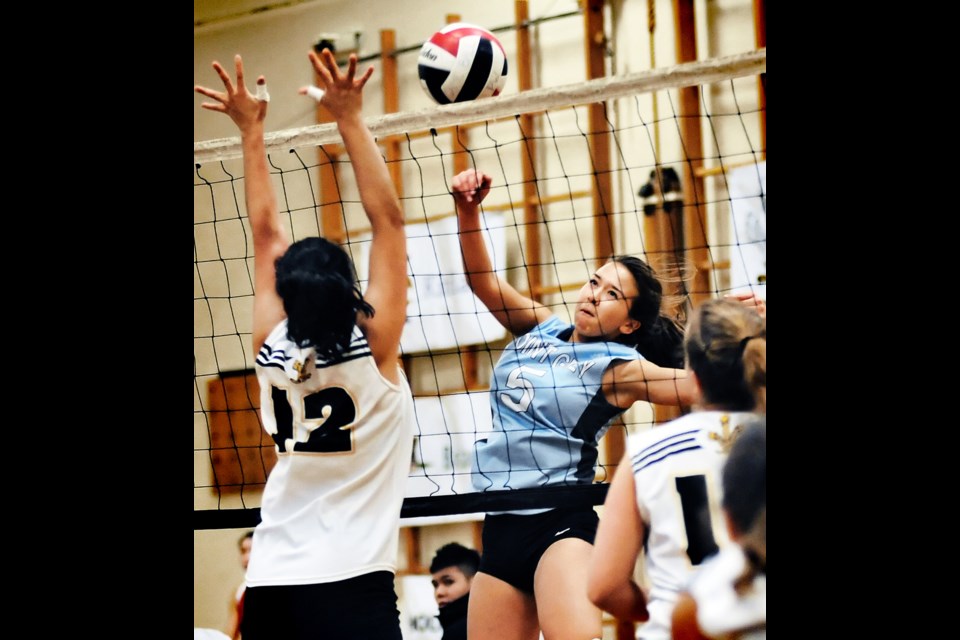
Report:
742,335,766,414
631,313,686,369
610,255,686,368
733,509,767,595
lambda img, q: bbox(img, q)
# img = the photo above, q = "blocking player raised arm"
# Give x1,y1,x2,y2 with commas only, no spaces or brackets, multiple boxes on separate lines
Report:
195,55,288,354
197,52,415,640
304,48,407,379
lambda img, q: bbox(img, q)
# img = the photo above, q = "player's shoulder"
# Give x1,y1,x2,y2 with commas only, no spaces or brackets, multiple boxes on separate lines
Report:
255,320,296,370
626,412,740,473
260,318,292,349
628,412,704,448
625,415,703,471
534,314,568,336
631,411,757,445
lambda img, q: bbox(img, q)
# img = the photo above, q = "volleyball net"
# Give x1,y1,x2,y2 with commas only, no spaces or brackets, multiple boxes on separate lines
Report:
194,49,766,530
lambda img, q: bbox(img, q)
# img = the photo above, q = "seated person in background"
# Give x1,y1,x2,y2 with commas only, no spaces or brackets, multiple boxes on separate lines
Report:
430,543,481,640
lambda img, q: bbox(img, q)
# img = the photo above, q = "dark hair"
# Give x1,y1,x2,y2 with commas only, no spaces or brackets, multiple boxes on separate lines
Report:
429,542,480,578
274,237,374,360
684,298,765,412
610,255,685,368
723,418,766,593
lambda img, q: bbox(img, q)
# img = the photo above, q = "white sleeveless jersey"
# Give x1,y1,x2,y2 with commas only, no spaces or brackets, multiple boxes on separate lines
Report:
689,545,766,639
246,320,416,587
628,411,758,640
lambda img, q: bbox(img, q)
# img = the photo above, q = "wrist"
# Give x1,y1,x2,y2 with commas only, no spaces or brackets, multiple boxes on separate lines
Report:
239,121,265,137
334,111,364,128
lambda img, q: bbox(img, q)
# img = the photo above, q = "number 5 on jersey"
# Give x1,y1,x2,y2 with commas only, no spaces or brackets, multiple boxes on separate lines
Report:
501,366,546,413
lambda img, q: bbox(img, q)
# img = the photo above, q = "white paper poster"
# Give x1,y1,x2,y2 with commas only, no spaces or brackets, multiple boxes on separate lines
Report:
351,213,508,354
401,213,508,353
399,574,442,640
407,391,493,498
727,161,766,296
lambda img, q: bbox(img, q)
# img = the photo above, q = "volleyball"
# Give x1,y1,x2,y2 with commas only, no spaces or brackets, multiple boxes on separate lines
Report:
417,23,508,105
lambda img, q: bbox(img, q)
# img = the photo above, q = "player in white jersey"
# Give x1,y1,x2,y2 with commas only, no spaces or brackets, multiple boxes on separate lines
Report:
196,48,413,639
588,298,765,640
671,420,766,640
451,168,700,640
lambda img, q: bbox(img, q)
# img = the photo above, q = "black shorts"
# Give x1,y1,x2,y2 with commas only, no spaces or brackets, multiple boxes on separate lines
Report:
241,570,402,640
479,506,599,594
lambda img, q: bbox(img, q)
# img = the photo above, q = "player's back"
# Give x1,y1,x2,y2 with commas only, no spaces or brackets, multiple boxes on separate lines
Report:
626,410,758,640
249,319,415,587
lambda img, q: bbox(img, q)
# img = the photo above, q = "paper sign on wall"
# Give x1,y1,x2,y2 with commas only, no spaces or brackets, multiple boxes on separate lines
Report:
352,213,508,354
727,161,766,296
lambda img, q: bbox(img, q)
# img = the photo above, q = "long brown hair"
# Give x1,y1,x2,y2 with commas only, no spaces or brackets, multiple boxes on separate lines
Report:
610,255,686,368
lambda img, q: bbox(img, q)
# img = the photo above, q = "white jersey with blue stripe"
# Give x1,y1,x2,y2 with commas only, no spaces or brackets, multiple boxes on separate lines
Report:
628,411,758,640
472,316,641,498
246,319,415,587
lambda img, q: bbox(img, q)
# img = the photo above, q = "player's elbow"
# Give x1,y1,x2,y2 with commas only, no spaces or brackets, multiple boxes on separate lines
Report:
253,230,289,261
586,577,615,611
382,201,405,227
367,201,405,234
587,578,650,622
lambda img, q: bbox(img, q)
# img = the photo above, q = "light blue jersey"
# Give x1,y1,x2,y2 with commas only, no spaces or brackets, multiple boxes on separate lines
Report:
472,316,642,493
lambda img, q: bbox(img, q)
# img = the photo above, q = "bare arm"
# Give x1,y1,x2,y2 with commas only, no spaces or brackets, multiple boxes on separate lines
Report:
305,50,406,377
196,55,288,353
225,590,241,640
587,451,649,621
603,359,699,408
451,169,551,335
724,292,765,318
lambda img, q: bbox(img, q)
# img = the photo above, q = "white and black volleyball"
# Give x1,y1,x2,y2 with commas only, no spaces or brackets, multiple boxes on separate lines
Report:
418,23,508,105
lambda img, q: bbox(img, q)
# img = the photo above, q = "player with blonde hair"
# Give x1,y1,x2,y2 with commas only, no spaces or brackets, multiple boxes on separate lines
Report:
588,298,765,640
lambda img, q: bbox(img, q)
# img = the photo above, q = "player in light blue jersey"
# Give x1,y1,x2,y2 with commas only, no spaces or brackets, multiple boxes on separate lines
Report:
451,168,699,640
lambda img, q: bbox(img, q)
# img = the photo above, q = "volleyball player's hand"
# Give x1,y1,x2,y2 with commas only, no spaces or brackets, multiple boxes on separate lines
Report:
195,54,268,134
303,48,373,122
451,169,492,212
725,292,766,318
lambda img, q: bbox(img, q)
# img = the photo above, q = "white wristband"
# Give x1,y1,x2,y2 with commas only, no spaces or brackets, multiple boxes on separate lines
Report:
304,85,326,102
